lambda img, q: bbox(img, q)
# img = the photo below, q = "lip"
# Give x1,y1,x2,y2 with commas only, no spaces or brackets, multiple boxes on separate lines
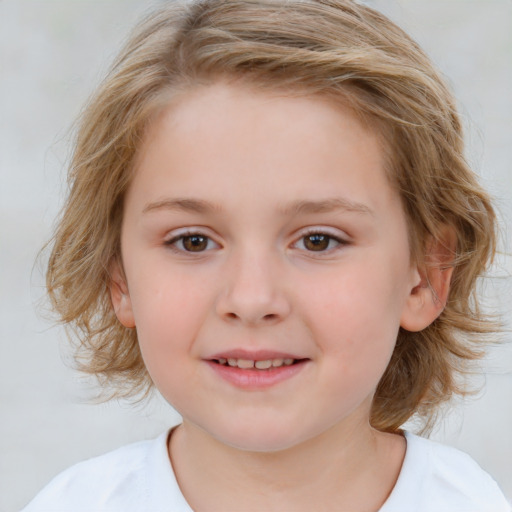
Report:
208,349,303,361
205,350,310,390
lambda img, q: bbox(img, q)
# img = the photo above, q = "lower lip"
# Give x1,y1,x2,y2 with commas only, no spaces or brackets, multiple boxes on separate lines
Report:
205,360,309,390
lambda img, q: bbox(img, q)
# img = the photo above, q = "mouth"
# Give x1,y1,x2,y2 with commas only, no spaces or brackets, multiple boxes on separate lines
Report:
211,357,308,370
205,352,310,389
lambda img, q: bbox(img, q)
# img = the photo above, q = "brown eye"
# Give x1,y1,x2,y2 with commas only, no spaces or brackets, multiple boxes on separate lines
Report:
182,235,209,252
303,234,331,251
166,232,217,253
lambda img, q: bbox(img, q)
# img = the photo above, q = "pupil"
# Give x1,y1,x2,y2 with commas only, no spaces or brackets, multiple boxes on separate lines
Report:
305,234,329,251
184,235,207,251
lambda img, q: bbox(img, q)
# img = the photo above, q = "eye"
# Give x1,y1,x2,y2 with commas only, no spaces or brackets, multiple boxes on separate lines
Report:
165,232,219,253
294,230,347,253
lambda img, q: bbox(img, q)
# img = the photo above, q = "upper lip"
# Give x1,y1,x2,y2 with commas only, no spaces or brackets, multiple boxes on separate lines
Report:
207,349,306,361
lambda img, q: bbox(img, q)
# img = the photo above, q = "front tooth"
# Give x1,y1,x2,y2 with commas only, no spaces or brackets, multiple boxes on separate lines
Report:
255,360,272,369
237,359,255,369
272,358,284,367
218,358,227,365
283,358,294,366
228,358,238,367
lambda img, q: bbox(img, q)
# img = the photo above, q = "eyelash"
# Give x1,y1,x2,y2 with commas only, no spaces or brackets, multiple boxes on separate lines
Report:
295,229,348,253
164,229,348,255
164,230,218,254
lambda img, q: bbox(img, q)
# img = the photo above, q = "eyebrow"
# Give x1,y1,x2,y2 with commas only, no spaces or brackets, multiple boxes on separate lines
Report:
142,197,373,216
143,198,223,214
280,198,374,216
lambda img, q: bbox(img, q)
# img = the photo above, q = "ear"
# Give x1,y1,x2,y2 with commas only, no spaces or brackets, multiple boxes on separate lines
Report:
110,260,136,329
400,227,456,332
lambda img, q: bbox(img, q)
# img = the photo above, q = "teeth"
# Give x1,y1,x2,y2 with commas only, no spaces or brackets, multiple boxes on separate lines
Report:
255,360,273,369
237,359,255,369
218,358,296,369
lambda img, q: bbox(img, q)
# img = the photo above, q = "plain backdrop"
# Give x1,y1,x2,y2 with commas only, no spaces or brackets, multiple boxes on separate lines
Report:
1,1,511,510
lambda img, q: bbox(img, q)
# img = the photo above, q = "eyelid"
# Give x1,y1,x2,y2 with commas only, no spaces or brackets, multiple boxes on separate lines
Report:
299,226,349,238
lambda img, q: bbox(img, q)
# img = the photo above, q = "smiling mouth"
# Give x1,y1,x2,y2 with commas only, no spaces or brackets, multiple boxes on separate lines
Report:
207,355,309,389
211,357,307,370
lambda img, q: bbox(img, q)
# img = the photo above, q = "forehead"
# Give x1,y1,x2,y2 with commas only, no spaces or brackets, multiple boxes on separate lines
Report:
129,81,400,220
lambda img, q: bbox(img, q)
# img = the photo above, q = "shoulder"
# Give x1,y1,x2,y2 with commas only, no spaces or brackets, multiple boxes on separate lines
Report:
381,432,511,512
22,437,154,511
22,430,191,512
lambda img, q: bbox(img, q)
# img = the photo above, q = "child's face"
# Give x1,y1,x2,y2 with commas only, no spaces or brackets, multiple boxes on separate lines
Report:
114,82,421,451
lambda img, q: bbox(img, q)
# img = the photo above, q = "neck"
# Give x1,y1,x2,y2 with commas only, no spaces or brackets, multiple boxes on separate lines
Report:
168,417,405,512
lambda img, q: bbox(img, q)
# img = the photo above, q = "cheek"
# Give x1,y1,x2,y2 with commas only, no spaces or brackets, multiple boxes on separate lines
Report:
127,267,210,373
301,262,405,375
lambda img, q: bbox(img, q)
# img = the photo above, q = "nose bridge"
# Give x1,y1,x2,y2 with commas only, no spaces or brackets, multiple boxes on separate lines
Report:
216,241,290,325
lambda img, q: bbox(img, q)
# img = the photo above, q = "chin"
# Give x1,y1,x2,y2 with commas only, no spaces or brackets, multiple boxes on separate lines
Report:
207,420,315,453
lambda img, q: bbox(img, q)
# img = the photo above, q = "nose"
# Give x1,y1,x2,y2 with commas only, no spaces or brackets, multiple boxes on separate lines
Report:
215,247,291,326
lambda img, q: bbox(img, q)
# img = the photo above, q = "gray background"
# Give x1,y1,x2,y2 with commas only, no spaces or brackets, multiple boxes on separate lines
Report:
1,1,511,510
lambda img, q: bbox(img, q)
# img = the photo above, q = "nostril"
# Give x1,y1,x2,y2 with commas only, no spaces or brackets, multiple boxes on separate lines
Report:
223,312,278,322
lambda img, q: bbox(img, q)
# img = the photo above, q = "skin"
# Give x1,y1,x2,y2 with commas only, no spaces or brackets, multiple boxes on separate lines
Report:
111,81,449,511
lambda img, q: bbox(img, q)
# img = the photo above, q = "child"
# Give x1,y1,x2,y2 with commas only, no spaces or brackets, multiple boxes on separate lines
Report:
23,0,510,510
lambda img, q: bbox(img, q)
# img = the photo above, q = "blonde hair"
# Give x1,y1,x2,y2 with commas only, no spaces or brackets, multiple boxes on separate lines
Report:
47,0,497,431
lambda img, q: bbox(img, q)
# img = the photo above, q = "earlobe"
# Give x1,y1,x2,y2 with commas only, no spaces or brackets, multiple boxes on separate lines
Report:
400,228,456,332
110,261,136,329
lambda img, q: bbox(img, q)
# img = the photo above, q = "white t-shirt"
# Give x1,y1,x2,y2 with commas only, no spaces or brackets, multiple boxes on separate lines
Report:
23,430,510,512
